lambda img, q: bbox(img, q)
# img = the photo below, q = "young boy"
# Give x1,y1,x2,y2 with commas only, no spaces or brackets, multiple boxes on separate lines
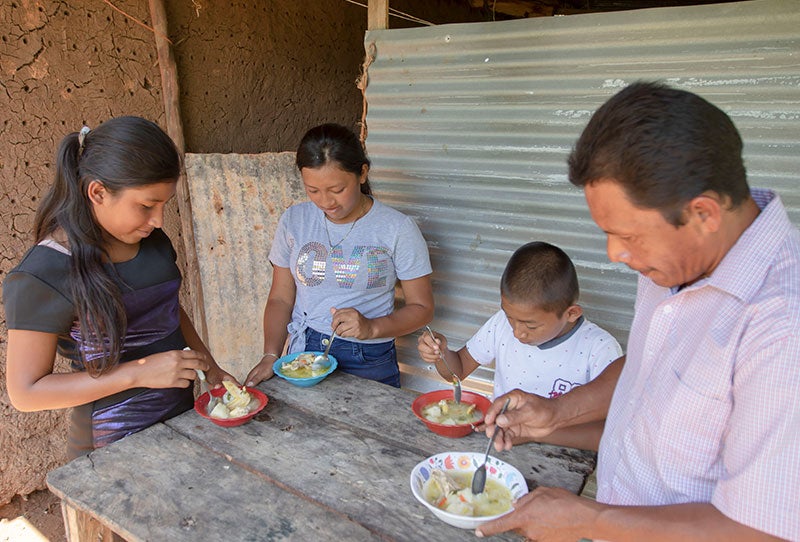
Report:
418,241,622,399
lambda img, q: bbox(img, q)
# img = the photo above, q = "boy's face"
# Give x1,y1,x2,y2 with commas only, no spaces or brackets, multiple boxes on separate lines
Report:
500,295,582,347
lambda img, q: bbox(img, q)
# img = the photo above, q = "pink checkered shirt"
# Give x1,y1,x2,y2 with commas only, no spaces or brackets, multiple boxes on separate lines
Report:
597,189,800,541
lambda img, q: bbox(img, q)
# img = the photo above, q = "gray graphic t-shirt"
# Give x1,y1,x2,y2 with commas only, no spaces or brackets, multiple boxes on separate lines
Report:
269,198,432,352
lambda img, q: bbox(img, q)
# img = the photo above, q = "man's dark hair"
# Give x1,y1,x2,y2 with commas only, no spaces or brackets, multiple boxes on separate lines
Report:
501,241,579,315
568,81,749,225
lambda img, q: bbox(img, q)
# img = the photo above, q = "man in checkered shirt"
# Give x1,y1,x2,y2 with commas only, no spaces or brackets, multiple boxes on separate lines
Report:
477,82,799,542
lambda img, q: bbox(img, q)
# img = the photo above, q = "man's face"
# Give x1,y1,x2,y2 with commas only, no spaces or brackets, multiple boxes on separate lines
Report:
584,180,709,288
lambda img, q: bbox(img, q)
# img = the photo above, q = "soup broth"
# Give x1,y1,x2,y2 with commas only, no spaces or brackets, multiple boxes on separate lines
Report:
280,353,327,379
423,469,512,517
209,382,255,419
422,399,482,426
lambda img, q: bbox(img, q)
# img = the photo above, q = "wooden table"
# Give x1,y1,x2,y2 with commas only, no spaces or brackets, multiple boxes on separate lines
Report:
47,371,596,541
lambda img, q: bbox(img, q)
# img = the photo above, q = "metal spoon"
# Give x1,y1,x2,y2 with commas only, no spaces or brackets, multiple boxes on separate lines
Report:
425,325,462,403
195,368,220,414
186,348,219,415
312,330,336,371
471,398,511,495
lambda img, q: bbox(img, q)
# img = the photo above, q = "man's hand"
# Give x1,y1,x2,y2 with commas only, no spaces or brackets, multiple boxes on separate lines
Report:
476,486,600,541
483,390,560,451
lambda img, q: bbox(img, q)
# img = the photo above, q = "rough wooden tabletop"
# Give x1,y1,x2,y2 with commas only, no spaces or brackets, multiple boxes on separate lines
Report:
47,371,596,541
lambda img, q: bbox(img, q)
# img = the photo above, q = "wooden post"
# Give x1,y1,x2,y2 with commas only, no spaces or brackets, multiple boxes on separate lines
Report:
60,501,118,542
368,0,389,30
148,0,209,343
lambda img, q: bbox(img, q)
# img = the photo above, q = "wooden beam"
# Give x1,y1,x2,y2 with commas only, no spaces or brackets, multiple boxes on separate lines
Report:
148,0,209,344
468,0,556,18
60,500,119,542
368,0,389,30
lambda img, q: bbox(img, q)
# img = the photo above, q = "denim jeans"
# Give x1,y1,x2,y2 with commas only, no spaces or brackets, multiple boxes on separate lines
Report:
304,328,400,388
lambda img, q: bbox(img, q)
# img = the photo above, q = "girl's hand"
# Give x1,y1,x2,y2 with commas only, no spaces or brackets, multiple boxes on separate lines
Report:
330,307,373,340
125,348,211,389
203,363,239,388
245,358,275,387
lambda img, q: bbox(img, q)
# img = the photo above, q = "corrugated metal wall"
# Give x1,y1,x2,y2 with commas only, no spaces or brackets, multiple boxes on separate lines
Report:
186,153,304,380
363,0,800,394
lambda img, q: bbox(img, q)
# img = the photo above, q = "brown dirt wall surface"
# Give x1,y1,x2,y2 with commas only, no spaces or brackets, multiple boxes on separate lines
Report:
0,0,172,506
0,0,487,525
164,0,488,154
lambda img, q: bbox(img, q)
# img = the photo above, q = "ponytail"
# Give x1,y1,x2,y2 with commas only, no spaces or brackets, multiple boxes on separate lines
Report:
34,117,181,376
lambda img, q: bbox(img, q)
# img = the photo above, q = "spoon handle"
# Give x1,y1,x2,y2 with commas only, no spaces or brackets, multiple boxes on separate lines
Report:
323,330,337,357
425,326,463,403
472,398,510,495
482,397,511,459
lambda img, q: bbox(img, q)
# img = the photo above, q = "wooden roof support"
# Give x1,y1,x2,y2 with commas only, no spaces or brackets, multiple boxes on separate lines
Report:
368,0,389,30
148,0,209,343
467,0,556,17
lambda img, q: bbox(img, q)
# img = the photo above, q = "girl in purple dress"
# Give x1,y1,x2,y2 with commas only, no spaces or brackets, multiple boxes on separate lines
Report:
4,116,234,458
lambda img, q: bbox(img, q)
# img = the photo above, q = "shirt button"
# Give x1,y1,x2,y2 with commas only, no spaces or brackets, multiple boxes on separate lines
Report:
663,305,673,314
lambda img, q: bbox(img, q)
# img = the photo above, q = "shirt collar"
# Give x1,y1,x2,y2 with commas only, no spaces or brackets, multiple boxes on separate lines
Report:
701,188,792,302
537,315,585,350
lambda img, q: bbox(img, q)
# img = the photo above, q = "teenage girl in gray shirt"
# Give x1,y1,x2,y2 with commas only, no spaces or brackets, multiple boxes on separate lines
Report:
246,124,434,387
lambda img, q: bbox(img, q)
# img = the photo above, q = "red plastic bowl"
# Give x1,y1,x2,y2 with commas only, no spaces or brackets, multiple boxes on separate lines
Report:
194,386,268,427
411,389,492,438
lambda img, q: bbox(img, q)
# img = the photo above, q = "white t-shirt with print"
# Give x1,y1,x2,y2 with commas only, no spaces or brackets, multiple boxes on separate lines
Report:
466,310,622,398
269,198,432,352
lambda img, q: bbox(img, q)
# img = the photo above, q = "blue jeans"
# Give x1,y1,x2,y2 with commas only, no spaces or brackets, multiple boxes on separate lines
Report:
304,328,400,388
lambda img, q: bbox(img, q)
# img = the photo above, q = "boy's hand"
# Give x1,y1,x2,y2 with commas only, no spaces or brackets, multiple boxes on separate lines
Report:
417,330,448,364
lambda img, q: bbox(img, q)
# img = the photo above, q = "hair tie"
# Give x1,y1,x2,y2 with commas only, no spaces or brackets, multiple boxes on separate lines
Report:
78,126,91,155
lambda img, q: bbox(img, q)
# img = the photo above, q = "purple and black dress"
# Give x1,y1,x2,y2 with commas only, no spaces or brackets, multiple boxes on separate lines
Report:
3,229,194,459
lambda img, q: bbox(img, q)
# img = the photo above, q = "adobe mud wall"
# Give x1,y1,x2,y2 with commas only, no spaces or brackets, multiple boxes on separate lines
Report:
0,0,483,505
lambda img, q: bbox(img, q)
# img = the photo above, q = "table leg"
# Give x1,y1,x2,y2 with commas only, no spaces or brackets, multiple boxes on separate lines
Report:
60,499,121,542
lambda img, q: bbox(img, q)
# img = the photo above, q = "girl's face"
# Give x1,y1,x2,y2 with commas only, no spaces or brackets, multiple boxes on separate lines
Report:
89,180,176,248
301,163,368,224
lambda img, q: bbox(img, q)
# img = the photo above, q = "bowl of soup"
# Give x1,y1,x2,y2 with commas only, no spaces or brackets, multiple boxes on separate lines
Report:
272,351,338,387
410,451,528,529
194,383,268,427
411,389,491,438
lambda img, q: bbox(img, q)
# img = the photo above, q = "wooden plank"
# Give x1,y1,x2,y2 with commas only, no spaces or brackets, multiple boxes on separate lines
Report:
368,0,389,30
169,400,523,541
148,0,209,343
47,373,594,541
467,0,556,17
47,424,378,542
60,501,118,542
249,371,596,491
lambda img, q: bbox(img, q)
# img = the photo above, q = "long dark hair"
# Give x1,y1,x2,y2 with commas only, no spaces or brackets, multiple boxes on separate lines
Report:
295,123,373,195
35,116,181,376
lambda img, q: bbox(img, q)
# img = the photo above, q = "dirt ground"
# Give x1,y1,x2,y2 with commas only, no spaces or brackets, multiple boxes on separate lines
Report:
0,490,65,542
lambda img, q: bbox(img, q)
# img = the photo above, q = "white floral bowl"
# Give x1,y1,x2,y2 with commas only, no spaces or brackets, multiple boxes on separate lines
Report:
409,451,529,530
